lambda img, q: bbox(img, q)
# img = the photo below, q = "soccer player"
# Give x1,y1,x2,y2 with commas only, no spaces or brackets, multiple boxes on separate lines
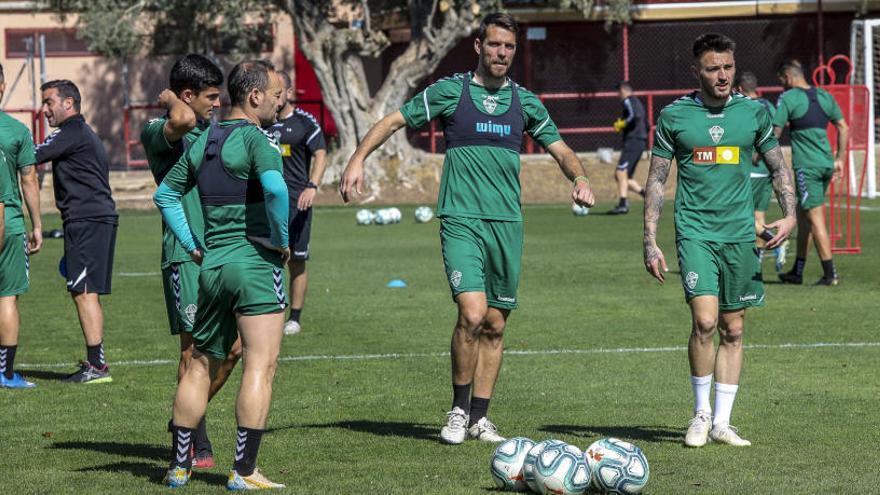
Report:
643,33,796,447
0,64,42,389
155,60,289,489
270,70,328,336
737,71,789,271
609,81,647,215
141,54,242,468
340,13,595,445
774,60,848,286
36,80,117,384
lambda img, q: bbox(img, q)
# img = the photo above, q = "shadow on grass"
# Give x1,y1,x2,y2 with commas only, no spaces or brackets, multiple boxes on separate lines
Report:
51,441,168,461
540,424,681,443
19,369,70,380
77,461,227,486
296,420,438,441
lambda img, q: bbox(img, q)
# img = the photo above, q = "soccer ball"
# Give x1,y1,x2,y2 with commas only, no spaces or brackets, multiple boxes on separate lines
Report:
584,438,650,494
414,206,434,223
489,437,535,491
571,202,590,216
373,208,392,225
355,209,374,225
532,443,591,495
522,440,569,493
388,207,402,223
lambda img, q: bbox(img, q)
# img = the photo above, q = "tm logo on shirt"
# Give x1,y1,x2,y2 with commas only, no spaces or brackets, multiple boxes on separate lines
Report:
475,121,511,137
693,146,740,165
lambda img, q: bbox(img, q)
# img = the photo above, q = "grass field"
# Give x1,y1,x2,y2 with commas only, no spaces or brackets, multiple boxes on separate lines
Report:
3,200,879,494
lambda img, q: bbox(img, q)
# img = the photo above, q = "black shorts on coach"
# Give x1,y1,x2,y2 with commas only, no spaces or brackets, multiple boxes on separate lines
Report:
63,218,118,294
617,139,647,178
288,191,312,261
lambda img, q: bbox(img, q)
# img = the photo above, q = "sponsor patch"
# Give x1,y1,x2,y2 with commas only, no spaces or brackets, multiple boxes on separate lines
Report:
692,146,740,165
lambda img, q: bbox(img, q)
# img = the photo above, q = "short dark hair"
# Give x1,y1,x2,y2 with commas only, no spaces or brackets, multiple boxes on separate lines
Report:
777,59,804,77
169,54,223,95
692,33,736,59
737,71,758,93
616,80,633,92
477,13,518,41
227,60,275,106
0,64,4,84
277,71,292,91
41,79,81,112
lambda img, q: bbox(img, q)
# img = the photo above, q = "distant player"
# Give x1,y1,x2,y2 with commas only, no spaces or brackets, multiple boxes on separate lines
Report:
270,71,328,336
0,64,42,389
643,34,796,447
609,81,647,215
36,80,117,384
141,54,242,469
155,60,289,489
736,71,788,271
774,60,848,286
340,13,595,445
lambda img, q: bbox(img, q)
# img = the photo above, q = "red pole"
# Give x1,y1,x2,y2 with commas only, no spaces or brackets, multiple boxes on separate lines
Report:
622,24,630,81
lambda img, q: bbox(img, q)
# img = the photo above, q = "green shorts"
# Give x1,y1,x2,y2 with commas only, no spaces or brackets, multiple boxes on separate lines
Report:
193,262,287,360
676,238,764,311
0,233,29,297
161,261,200,335
750,176,773,212
439,217,522,310
794,167,833,210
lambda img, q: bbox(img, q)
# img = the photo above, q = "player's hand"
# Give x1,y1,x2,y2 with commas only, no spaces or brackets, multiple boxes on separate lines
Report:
281,247,291,266
833,157,844,180
643,242,669,283
27,227,42,254
157,89,179,109
613,118,626,133
339,158,364,204
298,188,317,211
764,216,796,250
572,181,595,208
189,248,204,265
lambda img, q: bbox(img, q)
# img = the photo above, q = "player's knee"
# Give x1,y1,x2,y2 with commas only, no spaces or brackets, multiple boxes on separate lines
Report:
480,320,505,340
718,324,744,346
691,316,717,337
458,308,487,332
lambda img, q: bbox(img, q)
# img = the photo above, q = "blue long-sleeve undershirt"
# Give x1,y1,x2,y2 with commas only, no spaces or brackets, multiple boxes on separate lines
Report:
260,170,289,249
153,182,198,252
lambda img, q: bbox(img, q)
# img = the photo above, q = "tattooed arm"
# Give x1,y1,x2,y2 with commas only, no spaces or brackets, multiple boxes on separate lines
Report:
643,154,673,283
760,144,797,249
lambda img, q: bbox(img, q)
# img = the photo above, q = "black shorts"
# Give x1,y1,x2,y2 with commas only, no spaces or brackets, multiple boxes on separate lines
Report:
63,219,118,294
288,192,312,261
616,139,647,178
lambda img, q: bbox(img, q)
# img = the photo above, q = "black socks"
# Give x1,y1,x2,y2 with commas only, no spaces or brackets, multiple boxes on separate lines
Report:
288,308,302,323
469,397,491,426
233,426,264,476
821,259,837,280
452,383,471,412
0,345,17,379
169,425,194,470
87,341,105,368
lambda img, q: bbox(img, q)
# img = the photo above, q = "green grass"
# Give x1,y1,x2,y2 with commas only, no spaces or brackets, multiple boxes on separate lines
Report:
3,200,880,494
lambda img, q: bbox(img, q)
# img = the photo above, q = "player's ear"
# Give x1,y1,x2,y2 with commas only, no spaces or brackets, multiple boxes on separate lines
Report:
690,64,699,81
474,37,482,56
180,89,194,104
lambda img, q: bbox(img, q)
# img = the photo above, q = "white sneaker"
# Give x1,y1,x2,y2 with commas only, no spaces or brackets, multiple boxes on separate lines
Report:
439,407,469,445
775,239,789,272
467,417,505,443
283,320,301,336
710,424,752,446
684,411,712,447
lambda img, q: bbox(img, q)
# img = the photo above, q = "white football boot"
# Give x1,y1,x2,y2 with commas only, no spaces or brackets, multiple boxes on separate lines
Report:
684,411,712,447
467,417,505,443
283,320,301,336
439,407,469,445
710,424,752,446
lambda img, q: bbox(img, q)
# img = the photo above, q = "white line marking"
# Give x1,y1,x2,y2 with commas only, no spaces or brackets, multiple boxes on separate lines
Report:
18,341,880,370
117,272,160,277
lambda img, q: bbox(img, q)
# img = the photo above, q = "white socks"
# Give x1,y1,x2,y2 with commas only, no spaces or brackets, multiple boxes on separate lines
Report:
713,382,739,428
690,374,713,414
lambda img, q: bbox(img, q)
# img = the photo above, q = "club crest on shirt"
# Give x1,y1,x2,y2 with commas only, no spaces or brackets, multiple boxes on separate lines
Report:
709,125,724,144
482,95,498,114
450,270,462,288
185,304,198,324
686,271,699,290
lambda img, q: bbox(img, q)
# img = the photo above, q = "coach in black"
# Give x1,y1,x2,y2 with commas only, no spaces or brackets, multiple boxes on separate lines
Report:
36,80,117,384
609,80,648,215
271,71,327,336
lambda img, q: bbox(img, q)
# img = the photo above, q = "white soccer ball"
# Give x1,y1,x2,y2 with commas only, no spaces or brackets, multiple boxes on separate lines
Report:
532,443,591,495
584,438,650,494
489,437,535,492
373,208,392,225
522,439,567,493
388,207,402,223
571,202,590,216
355,209,374,225
414,206,434,223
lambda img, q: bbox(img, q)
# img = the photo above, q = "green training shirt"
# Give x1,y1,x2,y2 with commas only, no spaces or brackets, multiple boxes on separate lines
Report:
652,92,778,243
142,117,207,268
400,72,562,221
773,87,842,170
160,120,284,269
751,97,776,178
0,111,36,235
